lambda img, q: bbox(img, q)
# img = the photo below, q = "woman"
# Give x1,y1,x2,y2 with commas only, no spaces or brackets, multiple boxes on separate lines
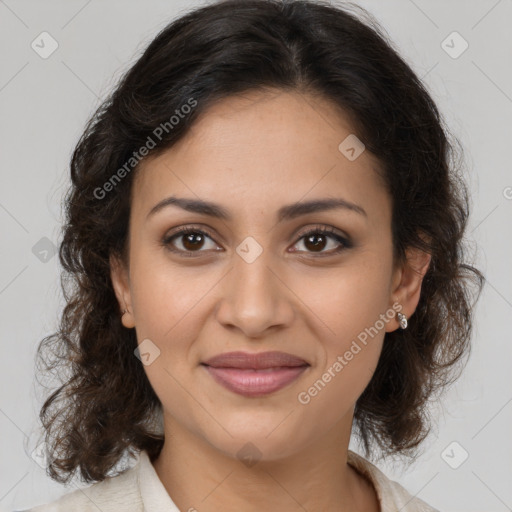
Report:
23,0,484,510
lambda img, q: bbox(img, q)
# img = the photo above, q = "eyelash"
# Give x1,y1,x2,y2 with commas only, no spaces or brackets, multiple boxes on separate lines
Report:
161,225,352,258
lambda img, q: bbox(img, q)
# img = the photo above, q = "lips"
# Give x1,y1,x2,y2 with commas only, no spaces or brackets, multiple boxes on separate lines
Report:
201,351,309,397
202,350,308,369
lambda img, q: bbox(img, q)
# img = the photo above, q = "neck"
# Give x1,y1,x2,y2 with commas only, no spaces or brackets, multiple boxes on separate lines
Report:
152,413,379,512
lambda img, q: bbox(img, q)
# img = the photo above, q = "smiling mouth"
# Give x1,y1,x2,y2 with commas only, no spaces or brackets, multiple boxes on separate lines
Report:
202,365,309,397
200,350,310,397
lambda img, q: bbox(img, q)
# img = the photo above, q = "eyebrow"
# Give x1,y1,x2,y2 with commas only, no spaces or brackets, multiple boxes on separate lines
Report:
146,196,367,222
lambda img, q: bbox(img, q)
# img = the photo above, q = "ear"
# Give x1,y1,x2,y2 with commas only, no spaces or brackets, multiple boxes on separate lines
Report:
386,243,432,332
110,253,135,329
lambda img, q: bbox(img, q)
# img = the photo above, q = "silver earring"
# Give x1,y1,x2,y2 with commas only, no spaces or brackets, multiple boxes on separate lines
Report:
397,311,408,330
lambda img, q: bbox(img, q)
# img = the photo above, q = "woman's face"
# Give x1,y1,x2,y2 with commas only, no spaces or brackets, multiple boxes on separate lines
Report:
111,89,423,461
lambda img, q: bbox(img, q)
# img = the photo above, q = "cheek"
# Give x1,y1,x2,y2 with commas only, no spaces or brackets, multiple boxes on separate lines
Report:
294,257,393,348
129,247,216,342
292,258,391,405
295,278,388,427
127,254,207,396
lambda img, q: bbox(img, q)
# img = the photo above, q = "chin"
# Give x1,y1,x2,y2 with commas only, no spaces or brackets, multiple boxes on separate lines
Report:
196,412,310,463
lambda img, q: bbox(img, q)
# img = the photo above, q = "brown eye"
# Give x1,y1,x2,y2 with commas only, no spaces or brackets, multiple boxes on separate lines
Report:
303,233,328,252
181,232,207,251
162,225,351,258
292,227,351,255
162,227,220,256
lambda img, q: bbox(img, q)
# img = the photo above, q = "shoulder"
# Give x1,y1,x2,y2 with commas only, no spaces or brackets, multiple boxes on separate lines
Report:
378,476,440,512
19,458,143,512
347,450,441,512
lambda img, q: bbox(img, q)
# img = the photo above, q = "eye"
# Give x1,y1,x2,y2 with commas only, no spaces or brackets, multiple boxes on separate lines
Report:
162,226,221,257
291,226,351,256
161,225,352,257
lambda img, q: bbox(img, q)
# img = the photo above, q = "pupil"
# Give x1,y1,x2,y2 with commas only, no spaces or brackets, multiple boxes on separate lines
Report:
184,233,204,250
305,234,326,252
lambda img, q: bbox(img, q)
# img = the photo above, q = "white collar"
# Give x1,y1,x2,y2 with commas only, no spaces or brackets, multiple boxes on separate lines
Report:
137,450,181,511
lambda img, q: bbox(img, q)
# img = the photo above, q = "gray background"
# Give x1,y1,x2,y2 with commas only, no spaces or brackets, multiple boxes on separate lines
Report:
1,1,511,511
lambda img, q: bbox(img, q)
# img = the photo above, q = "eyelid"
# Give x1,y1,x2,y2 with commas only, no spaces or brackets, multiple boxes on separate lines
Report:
293,224,349,241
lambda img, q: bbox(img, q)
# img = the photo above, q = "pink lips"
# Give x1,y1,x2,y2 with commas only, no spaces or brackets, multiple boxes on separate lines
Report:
202,351,309,397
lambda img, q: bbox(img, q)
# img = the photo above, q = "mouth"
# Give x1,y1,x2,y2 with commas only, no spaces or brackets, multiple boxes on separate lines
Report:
201,351,310,397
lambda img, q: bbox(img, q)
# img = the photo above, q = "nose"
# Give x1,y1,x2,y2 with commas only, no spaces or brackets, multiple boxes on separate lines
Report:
215,249,295,338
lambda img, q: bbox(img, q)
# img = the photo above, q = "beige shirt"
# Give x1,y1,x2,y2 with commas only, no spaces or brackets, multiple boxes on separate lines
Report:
20,450,440,511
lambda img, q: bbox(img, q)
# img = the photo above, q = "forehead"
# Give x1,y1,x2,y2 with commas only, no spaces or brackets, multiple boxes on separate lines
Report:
132,90,388,225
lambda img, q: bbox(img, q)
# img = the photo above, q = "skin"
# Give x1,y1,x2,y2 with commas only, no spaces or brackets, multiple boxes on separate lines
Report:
110,89,431,512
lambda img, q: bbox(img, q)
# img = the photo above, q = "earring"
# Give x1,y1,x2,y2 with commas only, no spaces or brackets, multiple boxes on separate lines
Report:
396,311,408,330
120,307,135,329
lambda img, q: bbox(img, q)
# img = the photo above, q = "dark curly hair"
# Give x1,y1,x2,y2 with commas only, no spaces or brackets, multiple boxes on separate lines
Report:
34,0,485,484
